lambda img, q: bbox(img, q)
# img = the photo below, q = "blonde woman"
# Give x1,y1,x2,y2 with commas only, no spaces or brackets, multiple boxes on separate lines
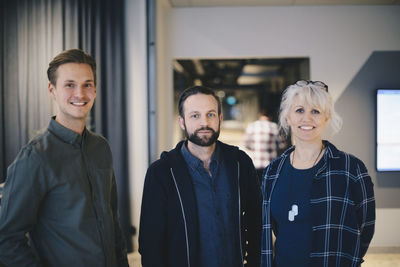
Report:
260,80,375,266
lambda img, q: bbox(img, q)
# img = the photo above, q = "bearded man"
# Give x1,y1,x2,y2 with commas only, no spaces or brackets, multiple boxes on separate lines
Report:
139,86,261,267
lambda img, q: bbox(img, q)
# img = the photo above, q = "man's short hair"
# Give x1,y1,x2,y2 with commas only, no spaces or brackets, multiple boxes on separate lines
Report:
47,49,97,86
259,108,272,118
178,86,222,117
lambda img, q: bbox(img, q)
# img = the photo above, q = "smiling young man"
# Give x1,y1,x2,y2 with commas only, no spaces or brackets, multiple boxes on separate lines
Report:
0,49,129,267
139,86,262,267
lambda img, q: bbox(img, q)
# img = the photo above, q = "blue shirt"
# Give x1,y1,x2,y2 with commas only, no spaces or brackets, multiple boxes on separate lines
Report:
271,157,323,267
181,143,241,267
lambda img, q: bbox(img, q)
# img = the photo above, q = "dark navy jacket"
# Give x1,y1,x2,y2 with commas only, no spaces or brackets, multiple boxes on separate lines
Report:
139,141,262,267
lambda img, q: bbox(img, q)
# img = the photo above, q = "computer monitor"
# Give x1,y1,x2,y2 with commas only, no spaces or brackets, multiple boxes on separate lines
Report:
376,89,400,172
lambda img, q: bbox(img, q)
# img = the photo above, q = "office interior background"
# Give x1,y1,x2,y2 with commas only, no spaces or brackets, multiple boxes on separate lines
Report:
1,0,400,265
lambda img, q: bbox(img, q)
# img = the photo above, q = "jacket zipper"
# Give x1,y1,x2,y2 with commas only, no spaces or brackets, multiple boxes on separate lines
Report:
237,162,245,267
170,168,191,267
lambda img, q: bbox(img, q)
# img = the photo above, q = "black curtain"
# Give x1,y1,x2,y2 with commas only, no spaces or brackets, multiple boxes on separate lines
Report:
0,0,133,251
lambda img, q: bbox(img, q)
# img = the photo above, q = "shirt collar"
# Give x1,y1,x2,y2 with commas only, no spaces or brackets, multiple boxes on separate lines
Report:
180,141,220,170
48,116,85,147
323,140,341,159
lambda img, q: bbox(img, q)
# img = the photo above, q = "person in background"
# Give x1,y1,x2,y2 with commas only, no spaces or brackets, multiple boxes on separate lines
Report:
260,80,375,266
244,108,286,181
0,49,129,267
139,86,261,267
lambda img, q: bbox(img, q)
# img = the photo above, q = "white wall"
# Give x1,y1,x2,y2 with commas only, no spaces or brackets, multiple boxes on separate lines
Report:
125,0,148,250
157,0,174,156
374,209,400,247
168,5,400,101
157,5,400,247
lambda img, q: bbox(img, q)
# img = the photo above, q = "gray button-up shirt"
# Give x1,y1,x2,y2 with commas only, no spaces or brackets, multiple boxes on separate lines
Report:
0,117,128,267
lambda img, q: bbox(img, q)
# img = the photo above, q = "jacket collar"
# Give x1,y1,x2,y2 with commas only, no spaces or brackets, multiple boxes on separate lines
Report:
323,140,341,159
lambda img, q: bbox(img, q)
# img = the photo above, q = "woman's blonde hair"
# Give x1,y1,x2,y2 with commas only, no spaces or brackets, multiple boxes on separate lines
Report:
279,81,342,136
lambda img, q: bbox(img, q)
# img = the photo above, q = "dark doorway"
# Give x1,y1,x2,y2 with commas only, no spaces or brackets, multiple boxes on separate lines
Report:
173,57,310,148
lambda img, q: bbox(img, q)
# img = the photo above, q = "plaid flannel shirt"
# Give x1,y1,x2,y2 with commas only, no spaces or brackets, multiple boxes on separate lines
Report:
261,141,375,267
244,119,285,169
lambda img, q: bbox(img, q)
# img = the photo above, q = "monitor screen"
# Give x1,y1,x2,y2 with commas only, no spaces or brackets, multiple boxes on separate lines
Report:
376,89,400,172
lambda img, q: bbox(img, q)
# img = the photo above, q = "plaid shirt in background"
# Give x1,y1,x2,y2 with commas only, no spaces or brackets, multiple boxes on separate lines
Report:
244,119,286,169
261,141,375,267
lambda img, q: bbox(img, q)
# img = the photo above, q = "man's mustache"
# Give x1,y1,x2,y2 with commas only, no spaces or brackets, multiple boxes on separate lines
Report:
195,127,215,134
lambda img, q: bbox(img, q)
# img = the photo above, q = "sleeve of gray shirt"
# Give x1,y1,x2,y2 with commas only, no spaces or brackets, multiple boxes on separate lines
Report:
0,147,46,267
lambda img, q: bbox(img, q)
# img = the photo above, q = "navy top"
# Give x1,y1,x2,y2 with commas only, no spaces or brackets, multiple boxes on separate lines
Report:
271,156,323,267
181,143,241,267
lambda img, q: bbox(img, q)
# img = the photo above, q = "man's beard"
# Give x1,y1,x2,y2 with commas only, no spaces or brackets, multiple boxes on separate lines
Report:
184,125,220,147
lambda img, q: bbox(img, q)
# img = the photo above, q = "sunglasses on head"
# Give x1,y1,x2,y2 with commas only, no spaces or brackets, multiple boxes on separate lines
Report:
296,80,328,92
